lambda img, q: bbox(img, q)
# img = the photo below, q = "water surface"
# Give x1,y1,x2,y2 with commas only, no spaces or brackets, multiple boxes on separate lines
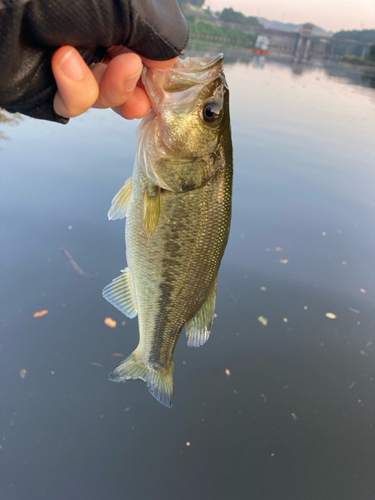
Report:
1,49,375,500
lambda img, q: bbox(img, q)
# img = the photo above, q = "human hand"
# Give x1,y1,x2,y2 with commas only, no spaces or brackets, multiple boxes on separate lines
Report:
52,46,178,120
0,0,189,123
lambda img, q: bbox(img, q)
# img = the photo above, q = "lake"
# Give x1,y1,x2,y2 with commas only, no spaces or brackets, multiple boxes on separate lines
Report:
1,45,375,500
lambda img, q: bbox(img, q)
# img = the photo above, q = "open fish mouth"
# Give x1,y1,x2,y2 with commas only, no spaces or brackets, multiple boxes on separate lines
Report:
142,53,225,113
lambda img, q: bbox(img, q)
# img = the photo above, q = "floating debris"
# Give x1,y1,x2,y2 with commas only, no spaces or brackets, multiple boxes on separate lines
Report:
275,247,283,251
342,261,347,265
291,412,299,421
111,353,124,358
360,288,366,294
214,313,218,318
283,317,289,323
366,341,372,348
51,371,55,375
186,442,191,447
265,248,271,252
304,306,308,310
360,350,369,356
33,310,48,318
91,362,102,367
124,407,130,412
104,318,117,328
348,307,360,314
260,393,267,403
271,453,275,457
322,231,327,236
325,312,337,319
337,229,342,234
279,259,289,264
258,316,268,326
240,234,244,239
121,321,126,326
68,225,73,230
348,381,355,390
19,369,27,379
225,368,231,377
60,247,97,278
260,286,267,291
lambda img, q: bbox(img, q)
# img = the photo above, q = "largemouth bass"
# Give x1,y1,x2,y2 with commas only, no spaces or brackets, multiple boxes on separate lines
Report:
103,54,233,407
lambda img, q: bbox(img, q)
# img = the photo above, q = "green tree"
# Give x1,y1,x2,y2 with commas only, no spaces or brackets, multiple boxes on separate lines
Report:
333,29,375,43
219,7,261,26
369,44,375,61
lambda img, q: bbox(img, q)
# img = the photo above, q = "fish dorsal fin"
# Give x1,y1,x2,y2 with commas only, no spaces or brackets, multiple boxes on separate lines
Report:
143,186,160,241
186,278,218,347
108,177,132,220
102,268,137,318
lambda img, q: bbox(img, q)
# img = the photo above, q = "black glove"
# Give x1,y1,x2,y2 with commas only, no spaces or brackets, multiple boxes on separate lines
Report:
0,0,189,123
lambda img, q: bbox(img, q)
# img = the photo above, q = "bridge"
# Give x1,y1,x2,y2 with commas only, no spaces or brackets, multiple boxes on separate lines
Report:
185,7,373,60
217,21,373,60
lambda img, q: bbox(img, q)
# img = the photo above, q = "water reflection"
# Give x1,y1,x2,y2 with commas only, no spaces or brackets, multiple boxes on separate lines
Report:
0,110,23,143
1,49,375,500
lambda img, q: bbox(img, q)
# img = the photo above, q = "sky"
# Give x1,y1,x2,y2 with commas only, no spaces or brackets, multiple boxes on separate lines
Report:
207,0,375,32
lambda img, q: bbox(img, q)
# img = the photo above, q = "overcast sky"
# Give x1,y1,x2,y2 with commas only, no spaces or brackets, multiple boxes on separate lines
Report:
206,0,375,32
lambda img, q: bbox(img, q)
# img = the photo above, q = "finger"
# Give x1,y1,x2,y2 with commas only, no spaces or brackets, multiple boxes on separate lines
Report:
113,86,151,120
93,52,143,109
52,46,99,118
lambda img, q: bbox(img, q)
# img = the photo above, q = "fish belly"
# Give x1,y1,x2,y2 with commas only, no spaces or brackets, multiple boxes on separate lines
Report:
126,163,232,369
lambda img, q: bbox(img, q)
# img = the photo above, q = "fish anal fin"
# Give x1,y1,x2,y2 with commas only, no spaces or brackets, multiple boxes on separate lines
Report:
102,268,137,318
109,348,174,408
143,186,160,241
186,278,218,347
108,177,132,220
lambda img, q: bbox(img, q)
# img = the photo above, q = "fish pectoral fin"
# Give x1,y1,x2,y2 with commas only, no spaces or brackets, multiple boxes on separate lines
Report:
109,348,174,408
102,268,137,318
186,278,218,347
108,177,132,220
143,186,160,241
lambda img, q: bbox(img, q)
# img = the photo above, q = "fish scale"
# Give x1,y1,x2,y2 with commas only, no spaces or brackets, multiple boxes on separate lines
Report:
103,54,233,407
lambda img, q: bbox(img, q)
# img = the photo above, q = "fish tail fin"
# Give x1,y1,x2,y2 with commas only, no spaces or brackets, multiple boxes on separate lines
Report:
109,348,174,408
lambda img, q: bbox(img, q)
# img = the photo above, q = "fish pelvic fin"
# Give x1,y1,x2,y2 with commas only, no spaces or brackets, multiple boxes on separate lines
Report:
108,177,132,220
186,277,218,347
109,348,174,408
102,268,137,319
143,186,160,242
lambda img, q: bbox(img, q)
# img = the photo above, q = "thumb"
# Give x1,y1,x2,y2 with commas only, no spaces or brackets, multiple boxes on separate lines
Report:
52,46,99,118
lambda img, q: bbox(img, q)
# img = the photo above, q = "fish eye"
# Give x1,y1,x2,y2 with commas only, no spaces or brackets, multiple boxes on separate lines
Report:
202,101,222,123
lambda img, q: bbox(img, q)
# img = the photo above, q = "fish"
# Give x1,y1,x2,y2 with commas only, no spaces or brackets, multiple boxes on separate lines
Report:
103,54,233,407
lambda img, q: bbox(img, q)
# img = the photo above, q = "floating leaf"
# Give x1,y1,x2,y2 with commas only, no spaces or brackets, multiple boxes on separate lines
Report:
104,317,117,328
33,310,48,318
260,286,267,291
258,316,268,326
325,312,337,319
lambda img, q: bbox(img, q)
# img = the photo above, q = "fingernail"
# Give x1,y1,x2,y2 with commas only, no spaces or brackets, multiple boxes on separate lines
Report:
60,49,84,81
124,70,142,92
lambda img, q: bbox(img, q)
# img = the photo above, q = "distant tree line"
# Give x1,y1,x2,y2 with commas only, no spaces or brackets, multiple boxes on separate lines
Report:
333,29,375,43
218,7,262,27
